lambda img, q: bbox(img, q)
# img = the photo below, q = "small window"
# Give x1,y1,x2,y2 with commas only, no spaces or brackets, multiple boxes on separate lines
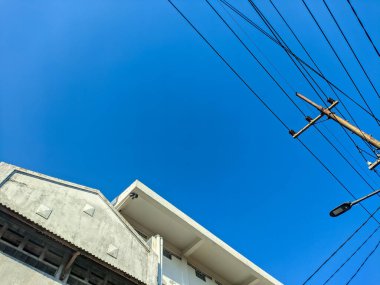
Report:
34,261,57,276
67,276,88,285
24,240,44,257
44,249,63,267
195,270,206,282
163,249,172,260
135,230,148,240
1,228,24,247
89,271,106,284
70,263,87,280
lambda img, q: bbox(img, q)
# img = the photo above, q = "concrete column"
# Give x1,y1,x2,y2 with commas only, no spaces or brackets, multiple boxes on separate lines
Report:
181,256,189,285
147,235,163,285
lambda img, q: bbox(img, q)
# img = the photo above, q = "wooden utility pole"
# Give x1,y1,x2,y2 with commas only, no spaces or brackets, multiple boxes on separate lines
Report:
290,93,380,170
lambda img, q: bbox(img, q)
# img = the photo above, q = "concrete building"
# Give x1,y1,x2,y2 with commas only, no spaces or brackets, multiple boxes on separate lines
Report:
0,162,282,285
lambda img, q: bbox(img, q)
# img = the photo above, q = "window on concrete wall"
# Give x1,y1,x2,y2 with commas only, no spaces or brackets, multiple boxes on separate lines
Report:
135,229,148,241
187,263,212,285
195,270,206,282
163,249,172,260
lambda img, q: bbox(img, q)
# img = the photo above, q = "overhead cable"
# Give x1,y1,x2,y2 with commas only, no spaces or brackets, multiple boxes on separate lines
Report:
208,0,378,192
300,0,379,126
167,0,380,225
323,225,380,284
345,239,380,284
219,0,380,124
166,0,288,129
218,1,379,179
323,0,380,99
249,0,380,221
302,206,380,284
268,0,380,161
346,0,380,57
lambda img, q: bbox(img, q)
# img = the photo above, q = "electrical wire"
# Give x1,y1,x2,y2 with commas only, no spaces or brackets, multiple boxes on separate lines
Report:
217,0,296,94
246,0,379,185
167,2,380,283
248,0,380,223
323,225,380,284
322,0,380,99
166,0,288,130
300,0,380,127
208,0,378,193
268,0,380,168
345,239,380,284
166,0,380,225
346,0,380,58
219,0,380,124
218,0,375,175
250,0,379,155
205,0,304,115
320,125,379,185
302,206,380,284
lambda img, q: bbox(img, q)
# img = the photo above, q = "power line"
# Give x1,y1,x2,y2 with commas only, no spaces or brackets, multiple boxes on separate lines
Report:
246,0,379,190
321,125,380,184
205,0,305,115
166,0,289,130
167,0,380,225
219,0,380,124
268,0,380,162
217,0,297,94
322,0,380,99
302,206,380,284
345,239,380,284
247,0,335,109
269,0,338,99
209,0,378,193
346,0,380,57
323,225,380,284
168,2,380,283
218,0,379,181
300,0,380,127
248,0,380,226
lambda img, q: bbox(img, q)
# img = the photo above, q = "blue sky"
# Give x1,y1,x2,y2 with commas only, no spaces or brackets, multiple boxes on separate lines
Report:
0,1,379,284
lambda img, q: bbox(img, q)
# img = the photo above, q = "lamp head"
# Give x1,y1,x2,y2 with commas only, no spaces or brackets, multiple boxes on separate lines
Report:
330,202,352,217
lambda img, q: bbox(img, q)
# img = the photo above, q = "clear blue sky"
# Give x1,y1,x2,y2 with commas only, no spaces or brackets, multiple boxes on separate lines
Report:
0,1,379,284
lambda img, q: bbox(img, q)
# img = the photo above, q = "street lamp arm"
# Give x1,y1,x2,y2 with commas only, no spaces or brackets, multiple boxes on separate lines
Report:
330,188,380,217
351,189,380,206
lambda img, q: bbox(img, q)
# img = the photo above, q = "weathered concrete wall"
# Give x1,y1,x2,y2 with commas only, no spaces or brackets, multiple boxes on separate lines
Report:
0,253,63,285
0,162,158,285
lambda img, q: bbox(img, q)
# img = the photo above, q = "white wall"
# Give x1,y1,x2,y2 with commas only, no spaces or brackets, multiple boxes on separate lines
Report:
162,254,183,285
162,252,222,285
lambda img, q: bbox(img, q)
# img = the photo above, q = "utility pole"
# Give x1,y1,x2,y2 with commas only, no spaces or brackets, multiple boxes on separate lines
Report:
290,93,380,170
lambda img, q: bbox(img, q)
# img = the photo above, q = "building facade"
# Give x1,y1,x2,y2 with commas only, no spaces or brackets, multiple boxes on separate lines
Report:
0,163,281,285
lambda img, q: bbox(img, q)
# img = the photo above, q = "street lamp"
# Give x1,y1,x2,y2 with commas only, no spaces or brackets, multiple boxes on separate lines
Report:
330,188,380,217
